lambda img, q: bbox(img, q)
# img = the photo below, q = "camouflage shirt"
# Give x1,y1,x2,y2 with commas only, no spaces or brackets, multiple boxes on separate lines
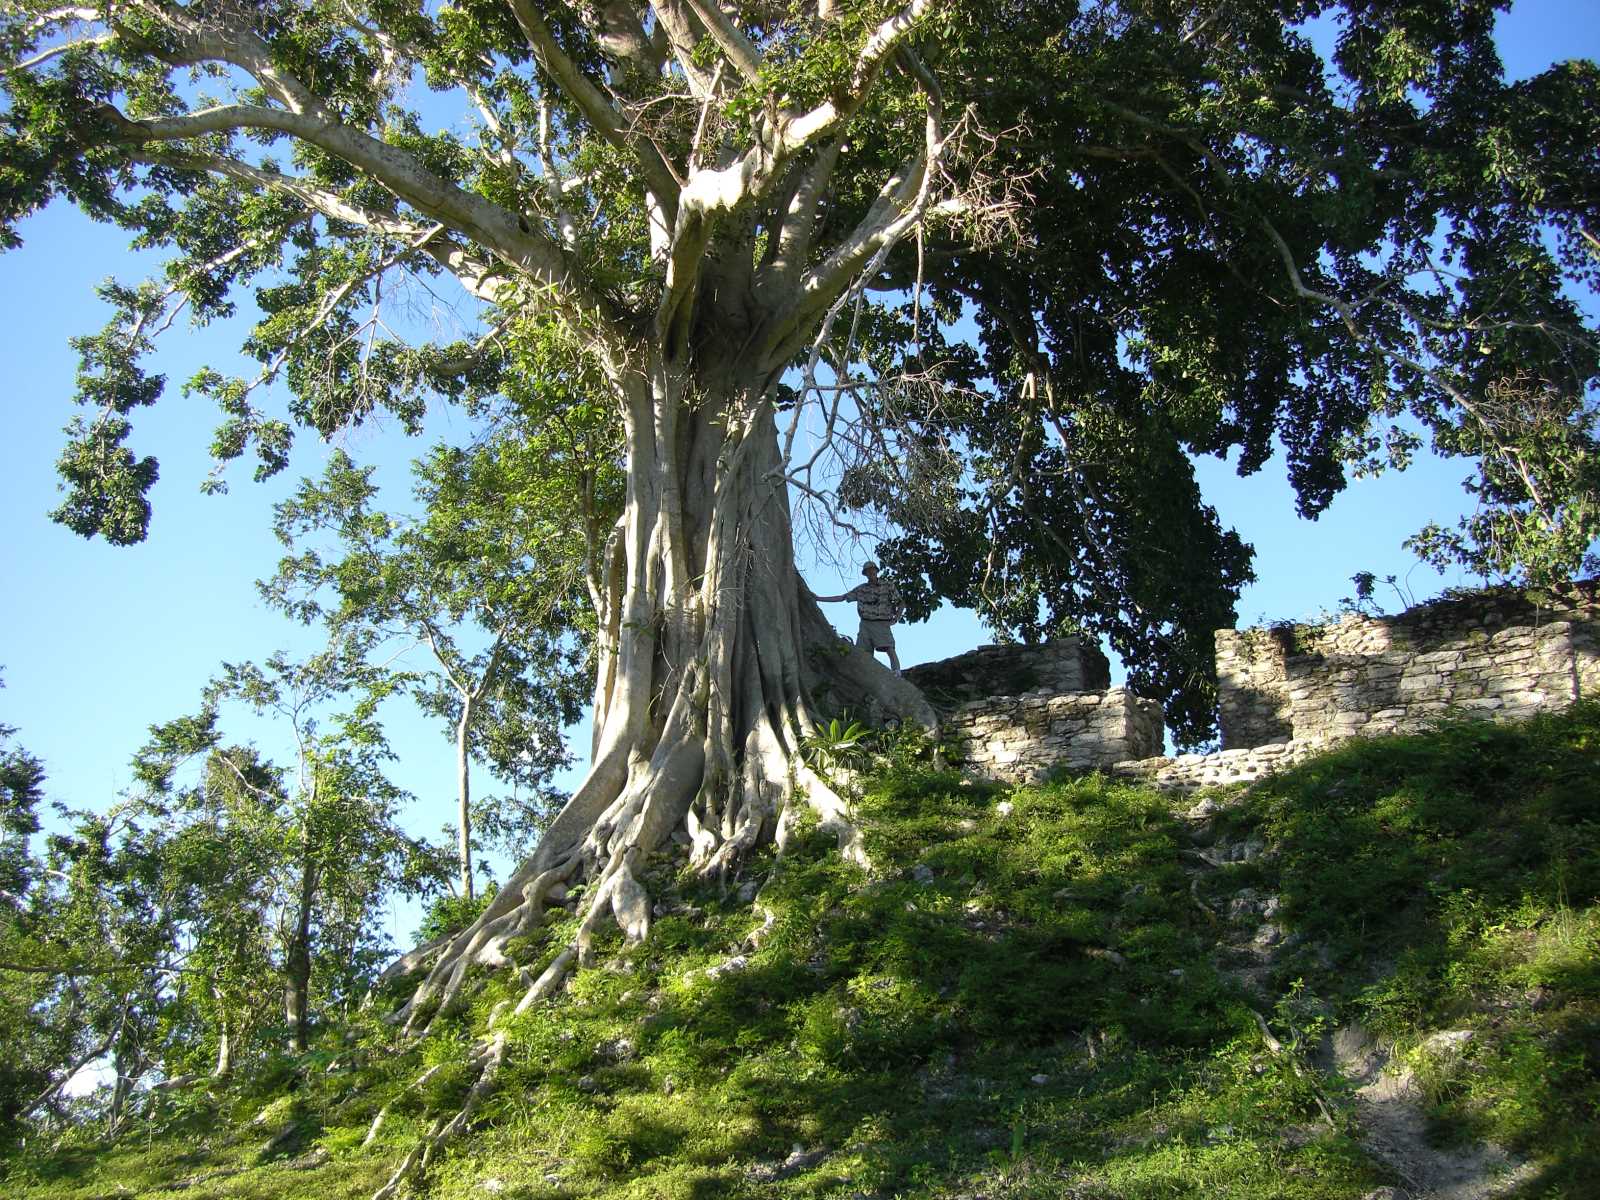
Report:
844,577,903,623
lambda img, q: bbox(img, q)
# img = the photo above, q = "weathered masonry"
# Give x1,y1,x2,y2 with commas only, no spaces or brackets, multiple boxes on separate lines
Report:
910,582,1599,789
904,640,1163,784
1213,584,1600,749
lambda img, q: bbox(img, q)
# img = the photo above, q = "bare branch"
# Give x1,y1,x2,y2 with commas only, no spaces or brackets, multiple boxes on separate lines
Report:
20,1005,130,1123
852,0,939,95
134,149,510,310
26,5,102,32
769,138,844,283
651,0,719,99
595,2,664,76
211,747,289,810
771,144,932,362
5,33,115,73
538,98,580,251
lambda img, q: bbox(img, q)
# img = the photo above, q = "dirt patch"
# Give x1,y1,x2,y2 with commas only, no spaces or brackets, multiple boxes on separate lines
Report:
1327,1025,1535,1199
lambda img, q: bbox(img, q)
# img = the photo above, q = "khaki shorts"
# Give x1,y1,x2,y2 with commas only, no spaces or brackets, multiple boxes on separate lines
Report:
857,620,896,652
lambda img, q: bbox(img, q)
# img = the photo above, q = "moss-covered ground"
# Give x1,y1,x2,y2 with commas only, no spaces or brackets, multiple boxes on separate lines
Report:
6,705,1598,1199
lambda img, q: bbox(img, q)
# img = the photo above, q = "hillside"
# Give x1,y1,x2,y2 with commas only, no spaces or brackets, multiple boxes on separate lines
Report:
5,707,1598,1200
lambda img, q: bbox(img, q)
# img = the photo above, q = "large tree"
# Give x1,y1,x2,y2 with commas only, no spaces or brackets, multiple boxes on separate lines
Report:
3,0,1597,1036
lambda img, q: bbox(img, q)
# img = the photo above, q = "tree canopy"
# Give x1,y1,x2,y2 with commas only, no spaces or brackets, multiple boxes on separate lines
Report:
261,431,599,897
3,1,1598,1072
3,1,1596,743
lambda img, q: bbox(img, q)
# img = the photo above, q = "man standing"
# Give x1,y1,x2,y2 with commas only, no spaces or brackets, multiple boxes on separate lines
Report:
812,562,904,674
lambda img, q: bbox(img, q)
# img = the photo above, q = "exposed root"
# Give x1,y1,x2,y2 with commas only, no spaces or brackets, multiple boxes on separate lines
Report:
1251,1009,1339,1129
370,1033,509,1200
511,947,578,1019
361,1062,448,1150
744,903,777,951
381,536,924,1042
373,934,450,991
388,691,882,1039
396,855,581,1035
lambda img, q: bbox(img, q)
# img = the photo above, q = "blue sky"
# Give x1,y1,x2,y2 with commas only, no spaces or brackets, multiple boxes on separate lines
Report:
1,2,1596,942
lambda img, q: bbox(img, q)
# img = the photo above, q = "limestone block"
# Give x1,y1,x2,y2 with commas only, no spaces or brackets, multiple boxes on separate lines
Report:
1502,691,1550,708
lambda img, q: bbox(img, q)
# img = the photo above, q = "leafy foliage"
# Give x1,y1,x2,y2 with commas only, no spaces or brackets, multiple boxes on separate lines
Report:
8,708,1598,1197
3,2,1595,741
259,416,606,891
14,638,456,1096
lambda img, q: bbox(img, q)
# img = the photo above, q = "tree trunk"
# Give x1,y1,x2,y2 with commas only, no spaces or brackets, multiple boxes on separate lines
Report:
106,1035,136,1138
215,1024,233,1079
212,985,233,1080
456,699,474,903
392,339,936,1031
285,837,316,1054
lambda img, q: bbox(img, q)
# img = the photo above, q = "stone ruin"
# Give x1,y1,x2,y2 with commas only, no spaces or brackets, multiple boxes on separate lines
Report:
904,641,1163,783
910,581,1600,791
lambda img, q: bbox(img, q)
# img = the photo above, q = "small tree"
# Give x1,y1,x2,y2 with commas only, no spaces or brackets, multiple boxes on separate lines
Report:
0,700,78,1143
134,639,446,1056
1,791,186,1139
263,423,602,899
2,653,445,1138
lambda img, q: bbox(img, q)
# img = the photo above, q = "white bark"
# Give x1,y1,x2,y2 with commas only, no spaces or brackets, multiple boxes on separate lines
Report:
390,339,936,1033
456,701,474,903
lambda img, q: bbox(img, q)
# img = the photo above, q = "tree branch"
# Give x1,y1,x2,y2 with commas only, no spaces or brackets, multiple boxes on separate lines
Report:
5,33,115,73
537,98,580,252
681,0,763,84
506,0,681,222
852,0,938,95
769,143,932,362
20,1005,130,1123
651,0,719,99
101,101,617,329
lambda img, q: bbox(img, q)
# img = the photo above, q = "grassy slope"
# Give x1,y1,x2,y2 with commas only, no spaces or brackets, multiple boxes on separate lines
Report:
6,706,1598,1200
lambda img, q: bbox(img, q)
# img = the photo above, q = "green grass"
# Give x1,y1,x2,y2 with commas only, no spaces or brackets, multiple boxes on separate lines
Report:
5,705,1599,1199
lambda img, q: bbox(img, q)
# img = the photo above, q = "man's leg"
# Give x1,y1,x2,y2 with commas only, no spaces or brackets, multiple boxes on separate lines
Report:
859,622,901,674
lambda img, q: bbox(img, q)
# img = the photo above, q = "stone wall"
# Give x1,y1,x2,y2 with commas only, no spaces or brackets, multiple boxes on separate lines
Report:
1215,582,1599,750
1108,740,1326,792
906,638,1156,785
1214,628,1295,749
904,638,1110,706
937,686,1164,786
911,582,1598,793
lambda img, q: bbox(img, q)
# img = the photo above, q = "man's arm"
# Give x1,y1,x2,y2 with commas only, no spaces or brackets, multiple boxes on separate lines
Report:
809,582,862,603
